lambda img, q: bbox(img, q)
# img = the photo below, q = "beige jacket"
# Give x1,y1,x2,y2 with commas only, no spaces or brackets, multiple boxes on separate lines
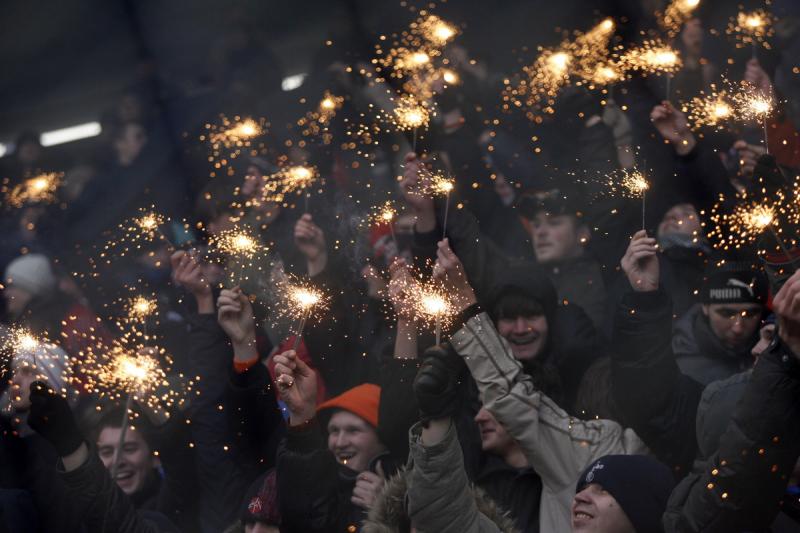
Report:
451,312,649,532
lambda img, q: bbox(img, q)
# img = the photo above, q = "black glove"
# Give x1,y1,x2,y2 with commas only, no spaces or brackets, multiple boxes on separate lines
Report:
413,344,466,421
27,381,84,457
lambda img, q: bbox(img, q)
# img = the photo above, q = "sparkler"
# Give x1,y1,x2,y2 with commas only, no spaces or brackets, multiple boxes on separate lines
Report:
607,169,650,229
418,14,458,46
370,201,400,248
393,95,431,150
297,92,344,144
682,86,734,130
133,211,175,249
4,172,63,208
658,0,701,38
727,9,775,57
271,275,330,350
124,295,158,345
208,227,268,286
619,40,682,76
270,164,319,211
731,81,775,153
201,115,268,178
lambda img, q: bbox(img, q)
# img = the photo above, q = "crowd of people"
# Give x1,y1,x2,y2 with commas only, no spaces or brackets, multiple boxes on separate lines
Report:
3,1,800,532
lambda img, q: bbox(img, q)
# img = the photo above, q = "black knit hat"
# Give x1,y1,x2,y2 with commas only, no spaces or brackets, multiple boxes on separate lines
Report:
240,470,280,526
702,263,768,305
576,455,675,533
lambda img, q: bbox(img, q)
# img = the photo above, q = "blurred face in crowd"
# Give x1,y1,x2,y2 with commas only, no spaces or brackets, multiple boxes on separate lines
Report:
751,322,776,358
475,407,516,457
4,285,34,319
702,304,762,350
572,484,636,533
327,410,386,473
531,212,588,264
245,524,279,533
17,140,43,167
496,314,549,361
114,123,148,166
97,426,157,496
657,203,701,238
9,363,38,413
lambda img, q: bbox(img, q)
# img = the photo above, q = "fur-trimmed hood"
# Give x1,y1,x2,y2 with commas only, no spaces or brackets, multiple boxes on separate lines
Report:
362,468,519,533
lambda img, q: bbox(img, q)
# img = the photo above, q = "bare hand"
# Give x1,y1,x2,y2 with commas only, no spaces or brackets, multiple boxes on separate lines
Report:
351,464,386,509
433,239,477,312
217,287,256,346
294,214,327,264
650,102,696,156
171,250,211,298
620,230,659,292
400,152,436,232
733,139,767,179
273,350,318,424
771,271,800,360
744,59,774,99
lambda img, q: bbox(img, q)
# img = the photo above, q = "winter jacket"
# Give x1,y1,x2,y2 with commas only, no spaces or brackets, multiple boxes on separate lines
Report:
276,419,367,533
662,338,800,532
673,304,756,386
363,420,519,533
610,289,704,477
475,456,542,533
58,445,177,532
451,310,648,532
186,312,264,533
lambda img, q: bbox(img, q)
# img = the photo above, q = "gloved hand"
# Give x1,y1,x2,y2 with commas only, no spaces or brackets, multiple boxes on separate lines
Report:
27,381,84,457
413,344,466,421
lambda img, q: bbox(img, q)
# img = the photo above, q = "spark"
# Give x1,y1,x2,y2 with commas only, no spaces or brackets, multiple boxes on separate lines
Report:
619,40,682,76
659,0,702,38
683,86,735,129
201,115,268,178
418,14,458,46
369,201,399,226
4,172,63,208
393,95,431,131
208,227,266,260
441,69,460,85
727,10,775,50
272,164,320,197
271,274,331,323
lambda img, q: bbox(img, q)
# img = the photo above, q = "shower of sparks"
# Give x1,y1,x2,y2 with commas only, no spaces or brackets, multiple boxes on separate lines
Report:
683,86,735,129
604,169,649,198
126,296,157,321
504,18,616,114
618,40,682,76
706,186,800,252
732,82,775,122
4,172,63,208
393,95,431,131
296,92,344,144
268,164,320,202
201,115,268,178
727,9,775,50
4,327,49,355
418,14,458,46
369,201,399,226
208,228,265,260
658,0,701,38
95,208,175,272
270,274,331,323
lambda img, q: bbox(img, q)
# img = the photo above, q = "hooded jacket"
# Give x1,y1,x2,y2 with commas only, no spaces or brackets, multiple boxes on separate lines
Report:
451,310,648,532
672,304,756,386
363,420,519,533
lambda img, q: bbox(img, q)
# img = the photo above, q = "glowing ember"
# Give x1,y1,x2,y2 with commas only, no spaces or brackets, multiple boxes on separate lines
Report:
128,296,157,319
442,69,460,85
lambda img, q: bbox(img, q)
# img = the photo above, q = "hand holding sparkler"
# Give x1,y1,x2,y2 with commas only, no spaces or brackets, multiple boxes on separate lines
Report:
294,214,327,277
170,250,213,313
27,381,84,457
620,230,660,292
273,350,318,425
217,288,257,363
744,59,775,100
772,270,800,359
733,140,767,180
432,239,477,313
650,102,696,156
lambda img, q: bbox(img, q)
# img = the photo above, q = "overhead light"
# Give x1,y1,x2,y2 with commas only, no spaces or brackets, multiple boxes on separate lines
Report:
0,143,7,158
281,73,307,92
40,121,102,147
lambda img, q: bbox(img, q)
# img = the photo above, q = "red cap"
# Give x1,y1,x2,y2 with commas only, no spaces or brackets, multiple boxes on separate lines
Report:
316,383,381,428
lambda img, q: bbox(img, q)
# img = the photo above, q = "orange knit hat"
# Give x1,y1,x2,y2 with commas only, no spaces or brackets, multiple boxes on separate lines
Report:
316,383,381,428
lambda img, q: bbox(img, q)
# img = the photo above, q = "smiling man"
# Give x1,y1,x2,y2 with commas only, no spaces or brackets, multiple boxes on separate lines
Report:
572,455,674,533
95,413,159,498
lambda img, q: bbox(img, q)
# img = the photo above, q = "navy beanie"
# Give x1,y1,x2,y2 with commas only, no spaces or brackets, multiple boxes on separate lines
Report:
576,455,675,533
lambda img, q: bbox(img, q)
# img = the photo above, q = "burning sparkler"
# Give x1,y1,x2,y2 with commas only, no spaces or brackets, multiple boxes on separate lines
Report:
370,200,400,248
607,169,650,229
271,275,330,350
414,281,457,344
731,80,776,152
393,95,431,150
270,164,319,211
201,115,268,178
727,9,775,56
683,86,734,129
4,172,63,208
418,14,458,46
208,227,268,286
659,0,701,38
619,40,682,76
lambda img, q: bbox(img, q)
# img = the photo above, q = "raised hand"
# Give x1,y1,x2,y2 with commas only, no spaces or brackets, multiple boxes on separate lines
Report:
294,214,327,276
733,139,767,180
273,350,318,425
433,239,477,313
351,463,386,509
28,381,84,457
171,250,212,298
620,230,659,292
771,270,800,359
650,101,696,156
216,287,256,347
744,58,774,99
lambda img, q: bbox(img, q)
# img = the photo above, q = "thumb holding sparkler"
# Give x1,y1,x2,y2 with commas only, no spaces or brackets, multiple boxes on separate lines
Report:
170,249,213,313
433,239,477,313
620,230,660,292
217,287,257,363
273,350,318,425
